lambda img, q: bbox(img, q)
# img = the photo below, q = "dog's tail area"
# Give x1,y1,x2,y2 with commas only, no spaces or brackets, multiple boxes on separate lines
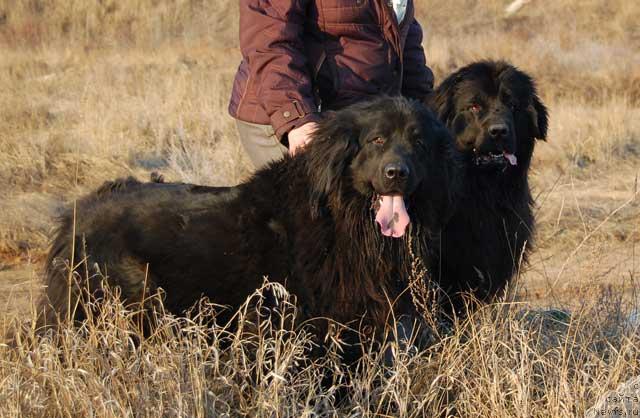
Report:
35,211,88,334
36,177,141,329
34,199,158,337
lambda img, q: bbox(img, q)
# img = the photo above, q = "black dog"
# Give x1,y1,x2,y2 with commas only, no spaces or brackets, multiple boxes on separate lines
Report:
428,61,548,315
38,97,456,360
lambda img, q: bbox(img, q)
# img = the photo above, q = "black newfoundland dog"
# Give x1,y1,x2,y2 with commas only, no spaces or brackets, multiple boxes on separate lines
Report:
428,60,548,314
37,97,456,359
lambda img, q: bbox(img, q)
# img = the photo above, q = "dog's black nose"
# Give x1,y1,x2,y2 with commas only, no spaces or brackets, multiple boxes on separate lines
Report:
488,123,509,138
384,163,409,180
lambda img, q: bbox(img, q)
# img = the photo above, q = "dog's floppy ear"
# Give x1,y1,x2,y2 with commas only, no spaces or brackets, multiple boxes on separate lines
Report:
305,112,360,218
528,94,549,141
427,73,462,126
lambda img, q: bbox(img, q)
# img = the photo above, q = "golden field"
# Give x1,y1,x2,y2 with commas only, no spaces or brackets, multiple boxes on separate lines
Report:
0,0,639,416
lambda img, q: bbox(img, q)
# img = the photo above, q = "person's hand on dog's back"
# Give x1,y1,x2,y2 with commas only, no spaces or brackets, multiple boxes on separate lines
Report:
288,122,318,156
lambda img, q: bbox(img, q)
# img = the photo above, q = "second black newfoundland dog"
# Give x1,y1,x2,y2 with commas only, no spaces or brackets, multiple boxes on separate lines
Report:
428,60,549,314
37,97,456,360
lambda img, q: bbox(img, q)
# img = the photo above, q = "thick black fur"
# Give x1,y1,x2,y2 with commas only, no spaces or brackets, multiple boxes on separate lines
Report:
38,97,457,361
428,61,549,314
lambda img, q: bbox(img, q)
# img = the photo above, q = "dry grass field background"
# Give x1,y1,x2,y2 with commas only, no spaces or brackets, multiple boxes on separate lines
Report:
0,0,639,416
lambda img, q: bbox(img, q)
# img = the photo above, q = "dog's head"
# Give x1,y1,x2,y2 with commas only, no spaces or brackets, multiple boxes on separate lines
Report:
305,96,451,238
429,61,548,171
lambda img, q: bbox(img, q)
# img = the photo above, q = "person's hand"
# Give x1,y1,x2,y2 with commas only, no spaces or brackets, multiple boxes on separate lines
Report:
288,122,318,156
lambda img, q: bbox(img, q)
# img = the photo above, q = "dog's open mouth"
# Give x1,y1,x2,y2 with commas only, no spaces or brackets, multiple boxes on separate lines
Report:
473,150,518,168
373,194,410,238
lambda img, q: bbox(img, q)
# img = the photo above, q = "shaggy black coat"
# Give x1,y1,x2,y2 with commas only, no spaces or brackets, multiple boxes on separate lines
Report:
428,61,549,315
38,97,457,359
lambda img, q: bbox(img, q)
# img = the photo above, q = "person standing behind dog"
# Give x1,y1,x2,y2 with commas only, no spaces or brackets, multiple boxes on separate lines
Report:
228,0,435,169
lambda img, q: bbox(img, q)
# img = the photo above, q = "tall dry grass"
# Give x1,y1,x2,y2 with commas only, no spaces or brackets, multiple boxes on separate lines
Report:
2,280,640,417
0,0,238,48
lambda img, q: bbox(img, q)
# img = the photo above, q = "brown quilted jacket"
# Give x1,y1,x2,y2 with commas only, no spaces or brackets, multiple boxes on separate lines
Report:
228,0,434,140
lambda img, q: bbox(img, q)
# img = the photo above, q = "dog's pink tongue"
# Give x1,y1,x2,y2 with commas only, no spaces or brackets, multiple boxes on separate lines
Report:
504,152,518,166
375,195,410,238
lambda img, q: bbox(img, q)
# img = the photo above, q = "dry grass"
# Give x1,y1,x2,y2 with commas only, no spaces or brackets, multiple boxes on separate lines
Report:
3,280,640,417
1,0,640,416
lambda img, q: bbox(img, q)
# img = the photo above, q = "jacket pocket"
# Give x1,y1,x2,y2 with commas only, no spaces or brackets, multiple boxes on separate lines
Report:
320,0,371,24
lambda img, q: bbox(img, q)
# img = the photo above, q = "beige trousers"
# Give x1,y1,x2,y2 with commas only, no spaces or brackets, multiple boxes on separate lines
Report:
235,120,288,170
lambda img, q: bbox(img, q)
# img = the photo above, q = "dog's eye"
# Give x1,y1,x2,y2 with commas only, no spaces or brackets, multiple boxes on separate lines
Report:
371,137,386,146
468,103,482,113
